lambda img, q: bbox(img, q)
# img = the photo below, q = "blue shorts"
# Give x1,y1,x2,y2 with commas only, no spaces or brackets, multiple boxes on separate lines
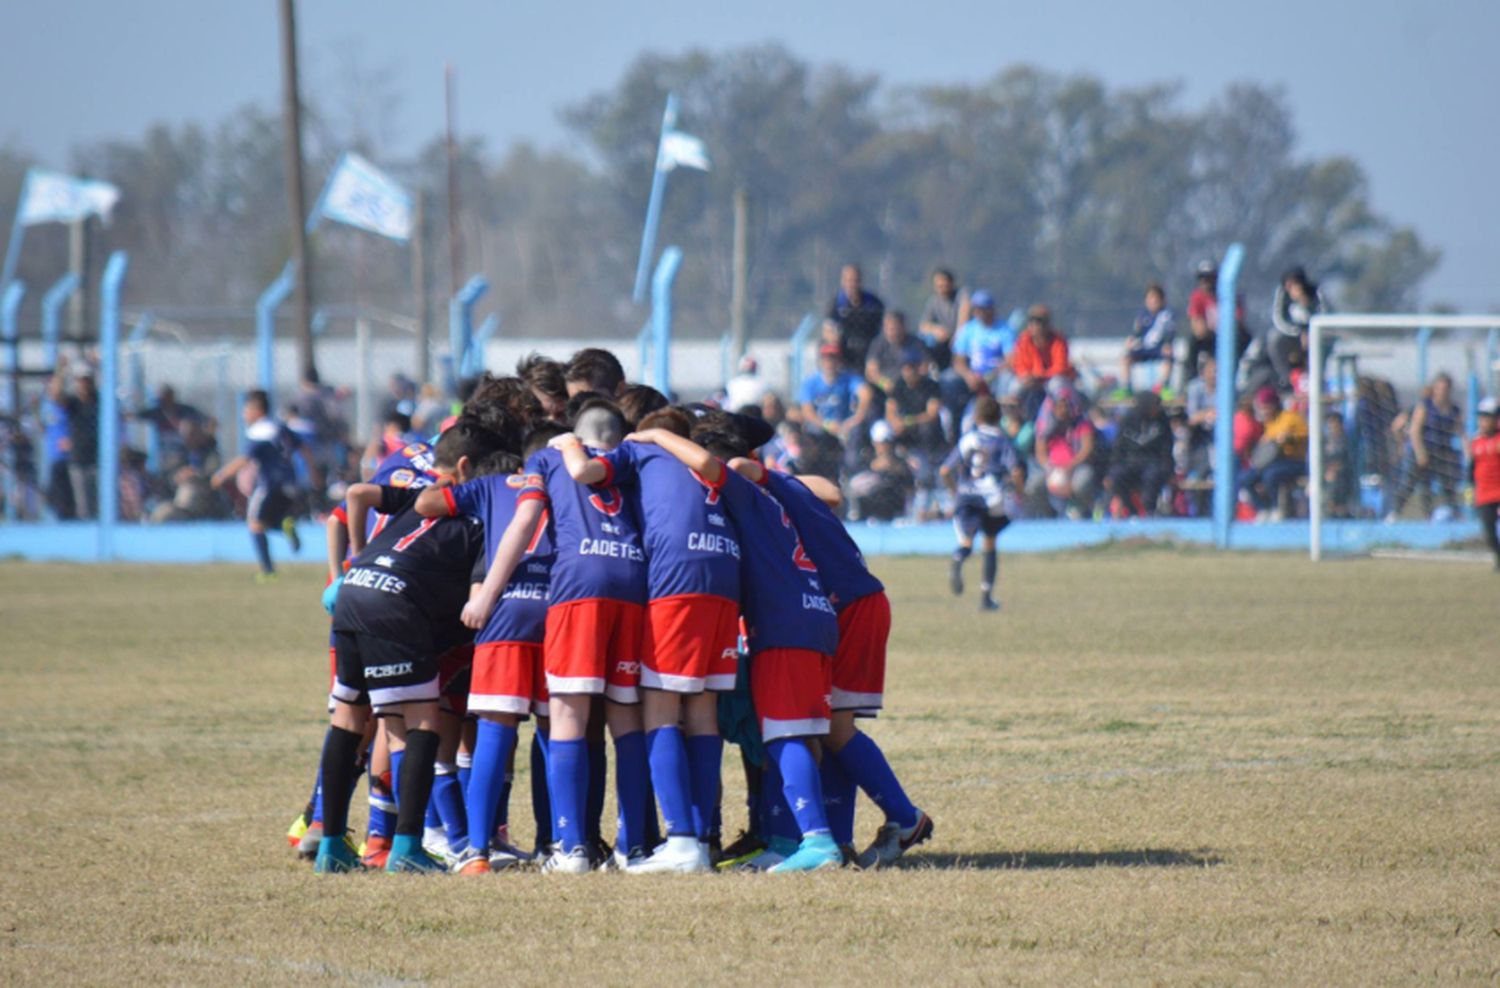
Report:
954,496,1009,539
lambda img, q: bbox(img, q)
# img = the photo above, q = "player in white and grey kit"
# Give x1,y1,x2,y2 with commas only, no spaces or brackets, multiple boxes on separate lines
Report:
940,396,1024,611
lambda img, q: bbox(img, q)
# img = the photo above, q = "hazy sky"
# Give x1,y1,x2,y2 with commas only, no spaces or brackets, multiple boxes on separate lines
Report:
3,0,1495,309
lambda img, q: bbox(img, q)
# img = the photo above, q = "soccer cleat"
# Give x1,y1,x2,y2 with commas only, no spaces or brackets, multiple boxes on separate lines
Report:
839,843,862,869
487,836,533,871
359,834,392,869
767,833,842,873
857,810,935,869
587,838,614,871
313,836,365,874
282,516,302,553
979,595,1000,612
386,834,446,874
255,571,279,585
451,847,492,876
286,812,310,848
730,836,798,872
296,821,324,860
948,557,964,596
626,836,711,875
610,845,648,872
717,830,767,870
422,826,456,865
540,845,592,875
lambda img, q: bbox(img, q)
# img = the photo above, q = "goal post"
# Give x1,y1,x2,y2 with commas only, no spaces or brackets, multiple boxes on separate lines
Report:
1309,313,1500,561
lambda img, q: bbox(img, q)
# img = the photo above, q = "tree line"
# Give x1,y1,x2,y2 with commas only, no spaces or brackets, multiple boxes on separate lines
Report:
0,44,1438,348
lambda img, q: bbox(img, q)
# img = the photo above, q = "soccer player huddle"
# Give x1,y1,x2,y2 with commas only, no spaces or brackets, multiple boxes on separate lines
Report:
292,347,933,875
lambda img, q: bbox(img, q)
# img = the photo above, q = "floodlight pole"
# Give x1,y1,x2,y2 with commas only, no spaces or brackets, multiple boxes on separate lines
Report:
277,0,316,382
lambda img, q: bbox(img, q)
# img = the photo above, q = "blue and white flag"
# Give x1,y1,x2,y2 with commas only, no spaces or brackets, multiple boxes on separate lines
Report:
658,130,711,173
17,169,121,226
309,152,412,242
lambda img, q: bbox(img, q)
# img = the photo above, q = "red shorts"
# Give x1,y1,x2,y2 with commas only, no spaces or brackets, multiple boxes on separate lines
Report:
544,598,644,703
833,591,890,714
641,594,740,694
751,647,832,742
470,641,548,717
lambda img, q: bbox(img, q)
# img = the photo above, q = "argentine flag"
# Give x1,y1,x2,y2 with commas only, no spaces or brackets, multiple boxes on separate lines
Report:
309,152,412,242
17,169,121,226
658,130,711,173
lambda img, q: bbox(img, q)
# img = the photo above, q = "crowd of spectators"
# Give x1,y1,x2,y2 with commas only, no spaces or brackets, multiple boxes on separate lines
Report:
0,259,1475,528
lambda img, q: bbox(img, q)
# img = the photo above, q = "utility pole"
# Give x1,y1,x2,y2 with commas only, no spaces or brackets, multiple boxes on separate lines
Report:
278,0,316,383
444,63,463,296
68,217,90,342
730,187,749,359
411,194,431,384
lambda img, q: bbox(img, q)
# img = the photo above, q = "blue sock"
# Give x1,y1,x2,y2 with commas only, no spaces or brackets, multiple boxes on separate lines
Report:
767,738,830,837
311,766,324,825
820,749,858,846
585,740,607,846
531,731,552,847
498,775,512,829
613,730,649,853
646,727,694,837
686,734,723,840
457,753,472,797
367,769,395,840
466,720,516,856
432,764,468,852
424,797,442,832
761,759,802,842
251,530,273,574
390,748,404,809
548,738,587,854
834,731,919,829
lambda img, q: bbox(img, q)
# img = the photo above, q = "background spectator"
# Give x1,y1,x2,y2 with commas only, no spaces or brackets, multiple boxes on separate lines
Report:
1238,388,1308,521
1268,266,1330,391
1322,411,1355,518
67,373,100,519
1009,303,1074,418
829,263,885,369
918,267,961,374
951,289,1014,401
1392,371,1462,518
847,420,914,522
724,355,770,412
865,311,928,391
1105,392,1173,517
799,343,863,442
1119,283,1175,396
1038,386,1098,519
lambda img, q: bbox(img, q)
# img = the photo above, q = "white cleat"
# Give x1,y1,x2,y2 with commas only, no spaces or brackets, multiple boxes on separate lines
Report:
540,845,592,875
422,826,456,865
626,836,711,874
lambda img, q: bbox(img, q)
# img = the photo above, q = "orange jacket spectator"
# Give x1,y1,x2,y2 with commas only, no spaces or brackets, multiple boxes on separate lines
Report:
1011,308,1075,382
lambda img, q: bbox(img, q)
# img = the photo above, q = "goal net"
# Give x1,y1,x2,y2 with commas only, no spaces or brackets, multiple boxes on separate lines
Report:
1309,314,1500,560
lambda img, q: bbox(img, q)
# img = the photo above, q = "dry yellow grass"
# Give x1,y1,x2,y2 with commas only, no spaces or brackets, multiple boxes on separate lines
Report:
1,551,1498,986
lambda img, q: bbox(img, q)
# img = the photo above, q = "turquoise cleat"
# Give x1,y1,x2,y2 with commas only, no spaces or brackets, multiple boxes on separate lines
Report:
385,834,447,874
767,833,842,873
313,835,365,874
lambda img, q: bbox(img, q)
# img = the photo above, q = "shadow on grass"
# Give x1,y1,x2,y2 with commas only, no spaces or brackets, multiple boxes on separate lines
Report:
901,848,1221,870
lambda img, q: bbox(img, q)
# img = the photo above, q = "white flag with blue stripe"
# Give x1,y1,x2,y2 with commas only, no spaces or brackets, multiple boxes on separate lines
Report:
310,153,412,242
17,169,121,226
658,130,710,173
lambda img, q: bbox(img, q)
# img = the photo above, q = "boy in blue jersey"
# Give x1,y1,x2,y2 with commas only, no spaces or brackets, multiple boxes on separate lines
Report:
210,390,304,580
628,424,843,872
729,455,935,868
313,420,509,874
416,434,556,875
555,406,740,873
462,398,652,874
940,396,1023,612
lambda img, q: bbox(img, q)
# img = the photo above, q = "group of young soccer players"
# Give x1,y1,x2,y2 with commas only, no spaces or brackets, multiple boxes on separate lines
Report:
286,346,934,875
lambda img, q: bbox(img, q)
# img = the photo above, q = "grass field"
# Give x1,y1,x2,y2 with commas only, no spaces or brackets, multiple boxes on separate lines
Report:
2,550,1498,985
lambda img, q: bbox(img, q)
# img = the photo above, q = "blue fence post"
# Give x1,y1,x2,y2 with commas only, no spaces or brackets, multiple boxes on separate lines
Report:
650,246,683,394
256,262,296,404
40,272,78,370
2,281,23,523
787,312,818,399
1415,325,1432,388
633,93,679,304
1211,243,1245,549
97,251,128,561
448,276,488,393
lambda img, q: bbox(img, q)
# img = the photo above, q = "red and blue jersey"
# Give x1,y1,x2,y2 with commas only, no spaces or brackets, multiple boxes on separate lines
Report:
444,474,554,645
712,466,837,656
593,442,741,603
331,441,438,540
761,470,883,612
519,447,647,606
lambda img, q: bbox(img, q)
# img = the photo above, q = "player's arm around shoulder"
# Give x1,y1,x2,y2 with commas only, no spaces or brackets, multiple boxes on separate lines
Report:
414,484,455,518
628,428,721,484
552,431,610,486
345,482,383,555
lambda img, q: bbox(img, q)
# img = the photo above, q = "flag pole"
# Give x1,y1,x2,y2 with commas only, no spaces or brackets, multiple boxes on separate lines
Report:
632,92,678,304
0,172,31,292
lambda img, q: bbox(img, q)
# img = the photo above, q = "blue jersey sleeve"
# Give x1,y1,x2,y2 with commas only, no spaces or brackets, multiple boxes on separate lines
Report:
592,443,640,488
449,477,490,520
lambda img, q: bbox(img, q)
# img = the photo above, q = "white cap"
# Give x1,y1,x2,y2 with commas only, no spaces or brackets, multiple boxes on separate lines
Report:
870,419,895,444
1479,397,1498,416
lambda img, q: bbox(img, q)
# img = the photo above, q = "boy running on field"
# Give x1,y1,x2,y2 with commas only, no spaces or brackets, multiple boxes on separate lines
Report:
462,399,652,873
555,406,741,873
313,420,507,873
941,396,1024,611
629,424,843,872
210,389,304,580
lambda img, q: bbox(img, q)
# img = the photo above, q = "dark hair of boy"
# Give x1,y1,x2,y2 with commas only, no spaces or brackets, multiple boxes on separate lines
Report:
455,376,481,404
973,396,1001,426
474,449,523,478
636,406,694,438
691,429,750,462
385,410,412,433
245,389,270,414
516,353,568,403
466,374,542,431
564,390,607,423
522,421,569,460
618,383,669,428
433,416,509,470
564,348,626,396
572,397,627,448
